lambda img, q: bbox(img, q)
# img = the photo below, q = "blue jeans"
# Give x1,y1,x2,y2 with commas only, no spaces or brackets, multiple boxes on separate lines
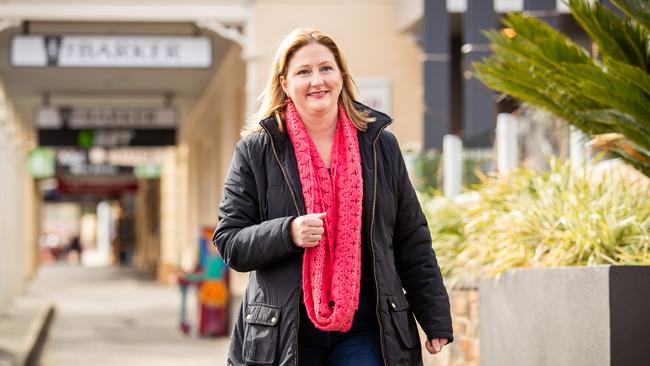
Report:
298,295,383,366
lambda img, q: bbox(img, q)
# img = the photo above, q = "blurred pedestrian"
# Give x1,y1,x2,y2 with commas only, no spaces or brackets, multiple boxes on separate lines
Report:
214,28,452,366
67,235,82,264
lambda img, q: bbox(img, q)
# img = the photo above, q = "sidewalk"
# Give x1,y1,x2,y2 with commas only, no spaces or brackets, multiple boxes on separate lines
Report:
0,297,54,366
11,264,229,366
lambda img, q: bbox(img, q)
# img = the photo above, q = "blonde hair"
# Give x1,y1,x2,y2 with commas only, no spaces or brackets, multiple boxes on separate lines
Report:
246,28,373,134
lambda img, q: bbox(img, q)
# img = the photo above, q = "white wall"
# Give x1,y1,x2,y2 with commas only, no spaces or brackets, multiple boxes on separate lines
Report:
250,0,424,147
0,81,37,310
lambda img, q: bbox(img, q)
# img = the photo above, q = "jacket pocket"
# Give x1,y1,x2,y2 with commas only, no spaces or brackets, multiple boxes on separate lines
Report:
243,303,281,365
387,293,418,349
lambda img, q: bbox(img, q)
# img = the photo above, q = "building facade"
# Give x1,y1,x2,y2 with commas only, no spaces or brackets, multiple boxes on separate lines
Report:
0,0,425,309
0,0,601,310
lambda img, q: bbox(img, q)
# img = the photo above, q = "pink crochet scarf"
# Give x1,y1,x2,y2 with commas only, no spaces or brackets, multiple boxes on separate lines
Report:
285,100,363,332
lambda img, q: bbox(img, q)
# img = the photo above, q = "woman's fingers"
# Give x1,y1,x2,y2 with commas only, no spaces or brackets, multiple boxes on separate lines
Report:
290,213,327,248
425,340,435,354
299,227,324,235
425,338,447,355
303,212,326,227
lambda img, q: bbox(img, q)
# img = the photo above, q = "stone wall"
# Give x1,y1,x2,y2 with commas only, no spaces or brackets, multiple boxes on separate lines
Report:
422,287,480,366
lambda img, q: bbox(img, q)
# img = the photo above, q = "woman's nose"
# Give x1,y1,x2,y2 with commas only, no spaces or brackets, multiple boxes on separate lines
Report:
310,72,324,86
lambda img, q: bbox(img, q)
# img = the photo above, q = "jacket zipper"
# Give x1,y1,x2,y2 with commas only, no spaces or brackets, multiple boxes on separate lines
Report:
370,122,391,366
262,121,391,365
260,124,303,366
260,125,303,217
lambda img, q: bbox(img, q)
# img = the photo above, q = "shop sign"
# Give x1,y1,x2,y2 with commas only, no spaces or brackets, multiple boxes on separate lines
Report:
36,106,177,147
27,148,56,178
56,177,138,195
37,106,176,129
38,129,175,147
12,35,212,68
104,148,166,166
134,165,162,178
55,148,133,176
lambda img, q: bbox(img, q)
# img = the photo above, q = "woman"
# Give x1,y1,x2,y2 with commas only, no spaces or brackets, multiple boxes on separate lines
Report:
214,28,453,366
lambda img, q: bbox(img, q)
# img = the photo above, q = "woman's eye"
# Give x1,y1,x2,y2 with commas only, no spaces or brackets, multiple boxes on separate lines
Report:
297,69,309,75
321,66,333,72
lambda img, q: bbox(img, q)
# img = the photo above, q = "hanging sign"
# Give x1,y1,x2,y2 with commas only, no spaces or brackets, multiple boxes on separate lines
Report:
36,106,177,147
27,148,56,178
37,106,177,129
38,129,176,147
55,148,134,176
56,177,138,195
12,35,212,68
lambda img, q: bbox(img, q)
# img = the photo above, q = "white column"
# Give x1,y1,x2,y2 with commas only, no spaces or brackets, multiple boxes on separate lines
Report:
19,145,29,292
8,127,25,299
23,162,38,279
496,113,519,173
0,122,9,310
160,147,178,279
443,134,463,197
570,126,588,169
0,89,12,307
177,144,192,271
243,14,260,122
94,201,112,266
0,81,33,307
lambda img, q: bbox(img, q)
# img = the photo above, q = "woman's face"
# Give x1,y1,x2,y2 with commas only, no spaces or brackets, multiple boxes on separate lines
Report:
281,43,343,118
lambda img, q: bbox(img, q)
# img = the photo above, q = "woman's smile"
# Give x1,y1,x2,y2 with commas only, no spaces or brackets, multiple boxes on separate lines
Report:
308,90,329,98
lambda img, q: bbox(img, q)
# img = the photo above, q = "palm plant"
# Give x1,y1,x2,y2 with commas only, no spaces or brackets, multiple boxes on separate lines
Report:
473,0,650,176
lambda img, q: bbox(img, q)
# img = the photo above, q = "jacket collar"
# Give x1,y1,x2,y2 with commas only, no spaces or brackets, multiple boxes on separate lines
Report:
259,101,392,150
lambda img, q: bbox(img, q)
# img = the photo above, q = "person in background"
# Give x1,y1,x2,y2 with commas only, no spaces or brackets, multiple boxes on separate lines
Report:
66,235,82,264
214,28,453,366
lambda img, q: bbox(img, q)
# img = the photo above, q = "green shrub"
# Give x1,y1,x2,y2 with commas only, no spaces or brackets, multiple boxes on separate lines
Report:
411,149,492,193
423,159,650,287
412,149,442,192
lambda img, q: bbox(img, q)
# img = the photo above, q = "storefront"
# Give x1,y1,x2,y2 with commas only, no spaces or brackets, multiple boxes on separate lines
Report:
0,1,426,311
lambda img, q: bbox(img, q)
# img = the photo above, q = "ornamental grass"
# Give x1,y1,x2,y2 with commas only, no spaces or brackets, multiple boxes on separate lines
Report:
422,158,650,288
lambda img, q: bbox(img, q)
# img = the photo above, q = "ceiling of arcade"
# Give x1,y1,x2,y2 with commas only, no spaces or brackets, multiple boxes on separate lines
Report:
0,20,235,130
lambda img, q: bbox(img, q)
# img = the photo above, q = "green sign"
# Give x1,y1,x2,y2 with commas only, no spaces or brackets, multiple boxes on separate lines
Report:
27,148,55,178
134,165,161,178
78,130,94,148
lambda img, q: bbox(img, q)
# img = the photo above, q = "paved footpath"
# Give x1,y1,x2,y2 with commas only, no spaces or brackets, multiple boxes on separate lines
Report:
27,264,229,366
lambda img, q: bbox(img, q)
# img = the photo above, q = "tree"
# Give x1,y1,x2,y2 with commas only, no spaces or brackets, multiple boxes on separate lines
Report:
474,0,650,176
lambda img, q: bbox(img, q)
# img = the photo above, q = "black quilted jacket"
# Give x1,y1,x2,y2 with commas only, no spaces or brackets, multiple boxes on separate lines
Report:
214,103,453,366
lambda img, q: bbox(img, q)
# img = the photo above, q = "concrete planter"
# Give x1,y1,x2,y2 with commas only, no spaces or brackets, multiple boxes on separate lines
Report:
479,265,650,366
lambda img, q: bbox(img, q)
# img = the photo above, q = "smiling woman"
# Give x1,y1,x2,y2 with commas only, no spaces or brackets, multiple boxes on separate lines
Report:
279,43,344,168
280,43,342,126
251,28,373,134
214,28,453,366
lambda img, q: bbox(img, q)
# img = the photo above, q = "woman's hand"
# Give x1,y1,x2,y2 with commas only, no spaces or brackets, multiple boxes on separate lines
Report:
425,338,448,355
290,212,326,248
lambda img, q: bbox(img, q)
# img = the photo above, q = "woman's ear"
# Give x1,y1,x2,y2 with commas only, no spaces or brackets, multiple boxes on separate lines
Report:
280,75,288,95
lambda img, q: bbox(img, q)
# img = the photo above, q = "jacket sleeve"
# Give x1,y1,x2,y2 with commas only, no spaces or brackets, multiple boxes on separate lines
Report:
388,134,454,343
213,139,303,273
